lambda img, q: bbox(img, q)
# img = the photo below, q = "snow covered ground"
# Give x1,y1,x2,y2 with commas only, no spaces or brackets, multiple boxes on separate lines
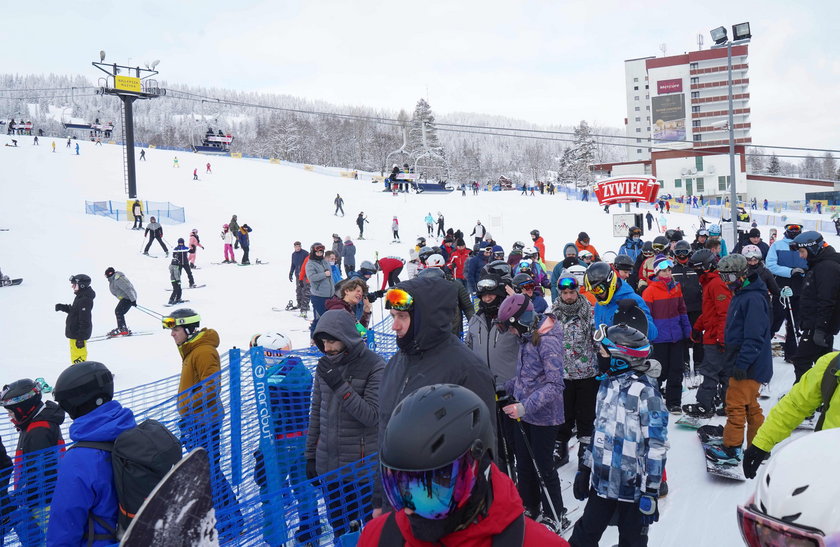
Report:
0,136,831,545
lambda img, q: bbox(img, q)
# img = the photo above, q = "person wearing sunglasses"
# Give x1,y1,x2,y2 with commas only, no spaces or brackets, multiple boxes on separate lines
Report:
466,272,520,478
704,254,771,468
737,428,840,547
374,277,496,519
766,223,808,364
55,274,95,364
641,256,692,414
359,384,570,546
550,243,584,302
513,273,547,314
498,293,569,532
550,276,599,472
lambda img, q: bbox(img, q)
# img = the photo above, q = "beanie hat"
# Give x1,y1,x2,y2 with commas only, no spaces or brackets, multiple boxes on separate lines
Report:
748,228,761,238
578,232,590,242
653,254,674,272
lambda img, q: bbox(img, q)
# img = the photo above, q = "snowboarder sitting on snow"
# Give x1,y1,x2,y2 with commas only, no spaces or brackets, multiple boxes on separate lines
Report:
55,274,95,364
569,323,668,546
104,267,137,336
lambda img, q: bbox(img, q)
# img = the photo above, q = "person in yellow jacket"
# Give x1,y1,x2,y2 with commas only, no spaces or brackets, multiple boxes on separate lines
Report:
162,308,243,539
742,351,840,478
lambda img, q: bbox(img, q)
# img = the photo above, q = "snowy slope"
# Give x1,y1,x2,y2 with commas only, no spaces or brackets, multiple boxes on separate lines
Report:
0,136,830,546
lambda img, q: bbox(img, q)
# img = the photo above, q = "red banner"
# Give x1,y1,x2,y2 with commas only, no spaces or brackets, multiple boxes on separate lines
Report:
657,78,683,94
593,176,660,205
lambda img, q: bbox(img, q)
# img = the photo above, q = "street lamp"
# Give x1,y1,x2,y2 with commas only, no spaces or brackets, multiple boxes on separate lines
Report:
710,22,751,246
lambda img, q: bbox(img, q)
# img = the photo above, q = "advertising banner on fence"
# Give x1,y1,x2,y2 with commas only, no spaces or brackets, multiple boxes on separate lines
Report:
652,94,686,142
593,176,660,205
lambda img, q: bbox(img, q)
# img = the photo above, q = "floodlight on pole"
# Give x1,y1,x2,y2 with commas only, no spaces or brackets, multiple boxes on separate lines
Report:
732,22,751,41
710,26,728,45
100,50,106,62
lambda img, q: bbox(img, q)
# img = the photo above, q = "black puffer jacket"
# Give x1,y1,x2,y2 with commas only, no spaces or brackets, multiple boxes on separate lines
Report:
307,310,385,475
672,262,702,313
58,285,96,340
799,246,840,335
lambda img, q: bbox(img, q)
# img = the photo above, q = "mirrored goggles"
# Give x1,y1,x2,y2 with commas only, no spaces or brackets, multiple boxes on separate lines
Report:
655,259,675,271
381,448,479,520
697,229,710,237
588,281,608,296
557,277,579,291
476,278,499,292
385,288,414,311
652,243,667,252
518,282,535,291
737,503,837,547
161,317,178,329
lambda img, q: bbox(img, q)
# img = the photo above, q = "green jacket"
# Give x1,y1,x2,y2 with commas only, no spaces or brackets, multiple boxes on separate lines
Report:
752,351,840,452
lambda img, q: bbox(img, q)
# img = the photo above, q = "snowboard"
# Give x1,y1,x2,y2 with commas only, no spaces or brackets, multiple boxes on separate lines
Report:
88,331,155,343
0,278,22,286
697,426,745,481
166,284,206,291
675,414,708,429
163,300,190,307
611,299,649,336
120,447,217,546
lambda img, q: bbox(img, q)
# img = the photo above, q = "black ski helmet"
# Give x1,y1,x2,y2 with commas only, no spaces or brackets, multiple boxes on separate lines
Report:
688,249,717,273
792,231,825,259
530,229,540,239
512,272,534,288
0,379,42,426
416,236,427,247
652,236,669,251
69,274,92,289
483,260,512,279
596,323,653,374
628,226,642,238
162,308,201,335
673,240,692,260
53,361,114,419
584,261,618,303
665,229,683,242
614,254,635,272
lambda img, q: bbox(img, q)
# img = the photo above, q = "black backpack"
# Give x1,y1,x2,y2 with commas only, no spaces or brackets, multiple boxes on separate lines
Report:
74,419,183,542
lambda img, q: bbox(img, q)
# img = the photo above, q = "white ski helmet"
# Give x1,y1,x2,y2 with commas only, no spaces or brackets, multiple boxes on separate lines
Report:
522,245,538,258
745,428,840,543
250,332,292,352
741,245,762,260
567,264,587,284
579,250,594,261
426,254,446,267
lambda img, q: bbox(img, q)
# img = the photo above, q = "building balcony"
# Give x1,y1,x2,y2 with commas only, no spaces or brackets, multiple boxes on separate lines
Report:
690,78,749,91
690,64,748,76
692,108,750,119
691,93,750,105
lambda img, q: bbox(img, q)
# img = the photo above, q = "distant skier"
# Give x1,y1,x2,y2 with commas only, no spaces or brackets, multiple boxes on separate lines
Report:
193,168,198,180
169,240,189,304
104,267,137,336
424,212,434,236
74,143,79,155
139,149,146,161
143,216,168,256
206,162,211,174
391,216,400,243
131,199,143,230
356,212,368,239
334,194,345,216
33,136,39,145
646,211,654,231
436,212,445,237
66,137,70,148
173,156,179,168
221,224,237,264
54,274,95,363
188,228,205,268
51,141,56,153
470,220,486,246
237,224,252,265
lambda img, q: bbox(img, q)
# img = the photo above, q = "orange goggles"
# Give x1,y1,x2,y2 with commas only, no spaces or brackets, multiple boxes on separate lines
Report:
385,288,414,311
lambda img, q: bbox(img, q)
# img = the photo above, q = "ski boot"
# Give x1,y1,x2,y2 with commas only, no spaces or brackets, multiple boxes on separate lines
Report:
553,441,569,469
189,283,197,288
705,444,742,465
285,300,297,311
697,424,724,445
667,404,683,415
300,309,308,319
107,327,124,337
682,403,714,418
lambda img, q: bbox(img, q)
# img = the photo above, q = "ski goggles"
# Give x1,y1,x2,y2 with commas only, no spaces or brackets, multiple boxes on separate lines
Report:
654,259,675,271
652,243,667,252
495,309,537,333
476,278,499,292
312,245,325,252
0,384,40,406
385,288,414,311
381,448,479,520
642,249,655,257
557,277,579,291
588,281,609,296
784,223,803,233
697,229,710,237
737,503,840,547
516,280,536,291
674,249,692,259
161,313,200,329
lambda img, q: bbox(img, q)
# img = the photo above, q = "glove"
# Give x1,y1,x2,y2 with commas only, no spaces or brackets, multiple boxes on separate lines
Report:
731,368,747,381
573,467,591,501
75,339,85,349
779,286,793,298
639,492,659,525
791,268,805,276
691,329,703,344
289,273,293,282
317,359,344,391
502,402,526,420
742,444,770,479
306,459,317,480
55,303,69,312
131,301,137,307
813,329,829,348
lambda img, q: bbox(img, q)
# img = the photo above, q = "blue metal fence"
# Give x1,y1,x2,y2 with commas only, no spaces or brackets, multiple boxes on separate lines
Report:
84,200,186,225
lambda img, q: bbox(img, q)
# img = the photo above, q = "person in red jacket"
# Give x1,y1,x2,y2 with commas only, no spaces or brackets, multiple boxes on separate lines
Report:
683,249,732,417
359,384,568,547
376,256,405,290
530,229,546,262
447,239,472,280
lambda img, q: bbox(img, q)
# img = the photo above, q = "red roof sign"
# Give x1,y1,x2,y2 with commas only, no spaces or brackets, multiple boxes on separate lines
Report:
593,176,660,205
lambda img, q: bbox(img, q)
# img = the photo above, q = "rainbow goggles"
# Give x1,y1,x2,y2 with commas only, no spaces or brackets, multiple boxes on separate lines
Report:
385,288,414,311
737,502,840,547
161,313,200,329
381,448,479,520
557,277,579,290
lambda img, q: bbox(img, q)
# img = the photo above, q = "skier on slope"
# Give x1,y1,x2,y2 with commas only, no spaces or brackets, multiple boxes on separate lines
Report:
569,324,668,546
424,212,434,236
391,216,400,243
104,267,137,336
471,220,486,246
188,228,204,268
221,223,237,263
334,194,344,216
131,199,143,230
168,239,194,305
359,384,568,546
55,274,95,364
356,212,368,239
143,216,168,256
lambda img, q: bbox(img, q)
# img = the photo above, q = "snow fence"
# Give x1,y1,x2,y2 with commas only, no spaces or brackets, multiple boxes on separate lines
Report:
85,200,186,225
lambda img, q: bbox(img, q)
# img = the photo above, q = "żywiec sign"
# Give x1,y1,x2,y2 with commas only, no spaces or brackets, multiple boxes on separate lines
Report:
593,176,660,205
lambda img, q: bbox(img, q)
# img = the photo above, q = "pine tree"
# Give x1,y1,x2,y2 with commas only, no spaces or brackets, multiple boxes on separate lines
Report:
408,98,445,161
571,121,596,186
822,152,836,181
768,153,781,175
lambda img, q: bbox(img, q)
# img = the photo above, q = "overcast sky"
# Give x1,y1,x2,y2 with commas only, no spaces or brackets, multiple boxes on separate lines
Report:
3,1,838,154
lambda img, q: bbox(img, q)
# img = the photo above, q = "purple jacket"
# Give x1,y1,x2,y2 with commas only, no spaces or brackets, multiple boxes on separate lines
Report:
642,278,692,344
505,316,565,426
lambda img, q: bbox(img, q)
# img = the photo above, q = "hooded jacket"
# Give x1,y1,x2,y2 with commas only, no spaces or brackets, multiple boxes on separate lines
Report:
798,246,840,335
308,310,385,474
13,400,65,505
377,276,496,504
593,279,658,340
358,463,570,547
642,278,691,343
724,275,773,383
107,271,137,302
47,400,137,546
306,255,335,297
60,285,96,340
505,316,565,426
694,271,731,346
466,304,520,387
177,328,224,423
447,247,471,280
342,240,357,268
618,237,644,262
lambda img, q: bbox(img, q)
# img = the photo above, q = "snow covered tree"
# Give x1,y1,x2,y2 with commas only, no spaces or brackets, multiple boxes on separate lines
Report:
567,121,596,186
822,152,836,181
768,153,781,175
408,98,445,161
747,147,765,174
802,154,820,179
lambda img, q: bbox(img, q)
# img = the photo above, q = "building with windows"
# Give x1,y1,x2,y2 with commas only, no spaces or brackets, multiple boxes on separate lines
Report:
624,56,655,162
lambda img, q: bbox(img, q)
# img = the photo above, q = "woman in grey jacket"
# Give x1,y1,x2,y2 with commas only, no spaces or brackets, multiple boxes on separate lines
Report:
104,267,137,335
307,310,385,540
305,242,335,338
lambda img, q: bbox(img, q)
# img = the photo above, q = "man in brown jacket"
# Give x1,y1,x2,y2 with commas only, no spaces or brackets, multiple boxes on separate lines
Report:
163,308,242,539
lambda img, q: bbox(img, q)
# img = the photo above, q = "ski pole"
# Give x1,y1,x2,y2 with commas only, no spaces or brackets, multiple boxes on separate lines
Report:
494,402,516,481
514,417,562,525
136,304,164,319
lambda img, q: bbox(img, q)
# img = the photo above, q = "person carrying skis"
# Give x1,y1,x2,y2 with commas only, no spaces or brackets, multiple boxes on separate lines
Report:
391,216,400,243
104,267,137,336
55,274,95,363
143,216,168,256
359,384,569,546
308,310,385,540
188,228,204,268
570,323,668,547
704,254,771,467
162,309,243,539
334,194,344,216
356,212,368,239
1,379,65,544
131,199,143,230
47,361,137,545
